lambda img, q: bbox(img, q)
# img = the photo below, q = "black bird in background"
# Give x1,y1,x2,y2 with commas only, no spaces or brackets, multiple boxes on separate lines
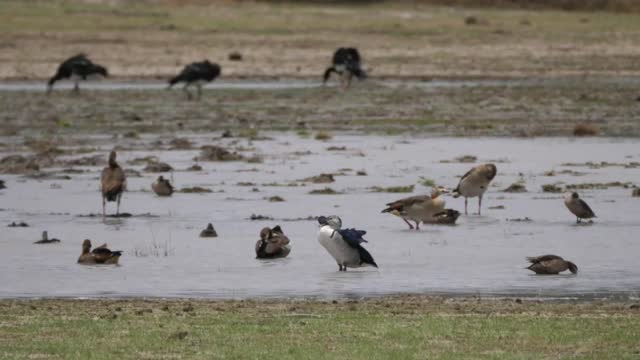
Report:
323,48,366,89
47,54,108,93
168,60,221,100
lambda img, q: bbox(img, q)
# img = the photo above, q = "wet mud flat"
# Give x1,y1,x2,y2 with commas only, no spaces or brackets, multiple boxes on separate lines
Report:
1,134,640,299
1,76,640,137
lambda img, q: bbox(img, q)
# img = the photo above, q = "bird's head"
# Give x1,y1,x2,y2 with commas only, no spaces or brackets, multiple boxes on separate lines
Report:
318,215,342,230
431,186,450,198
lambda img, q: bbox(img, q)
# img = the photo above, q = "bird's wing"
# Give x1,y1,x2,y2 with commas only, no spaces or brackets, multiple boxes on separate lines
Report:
337,228,368,249
526,254,563,264
578,199,596,217
383,195,429,212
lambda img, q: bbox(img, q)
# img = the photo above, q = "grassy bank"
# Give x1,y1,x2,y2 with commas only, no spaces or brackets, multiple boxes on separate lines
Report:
1,296,639,359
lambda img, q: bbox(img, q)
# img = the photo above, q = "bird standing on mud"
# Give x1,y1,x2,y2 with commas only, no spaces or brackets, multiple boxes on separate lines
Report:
526,255,578,275
381,186,450,229
317,216,377,271
101,151,126,217
255,225,291,259
452,163,497,215
47,54,108,93
78,239,122,265
564,192,596,223
323,48,366,90
168,60,221,100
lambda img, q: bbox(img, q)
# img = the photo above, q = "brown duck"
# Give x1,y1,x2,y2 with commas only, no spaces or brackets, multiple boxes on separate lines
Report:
101,151,126,217
34,231,61,244
199,223,218,238
564,192,596,223
78,239,122,265
255,225,291,259
152,175,174,196
526,255,578,275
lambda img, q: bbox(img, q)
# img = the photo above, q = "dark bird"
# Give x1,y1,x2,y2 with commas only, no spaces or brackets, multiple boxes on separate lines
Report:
34,231,61,244
151,175,174,196
564,192,596,223
317,215,377,271
452,163,497,215
78,239,122,265
101,151,126,217
168,60,221,100
526,255,578,275
323,48,366,90
255,225,291,259
432,209,461,225
47,54,108,93
199,223,218,238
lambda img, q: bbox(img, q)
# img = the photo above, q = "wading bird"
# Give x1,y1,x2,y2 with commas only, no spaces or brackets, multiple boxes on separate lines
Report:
564,192,596,223
47,54,108,93
381,186,449,230
323,48,366,90
255,225,291,259
526,255,578,275
317,216,377,271
101,151,126,217
452,163,497,215
168,60,221,100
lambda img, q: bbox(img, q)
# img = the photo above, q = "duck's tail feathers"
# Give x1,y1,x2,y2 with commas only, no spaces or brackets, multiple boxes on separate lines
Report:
358,246,378,268
323,67,336,83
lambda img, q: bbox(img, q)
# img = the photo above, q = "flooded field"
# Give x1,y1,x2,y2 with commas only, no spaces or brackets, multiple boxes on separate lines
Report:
1,134,639,299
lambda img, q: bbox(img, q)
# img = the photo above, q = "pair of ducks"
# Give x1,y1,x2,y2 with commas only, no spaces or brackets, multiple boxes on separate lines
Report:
382,163,497,229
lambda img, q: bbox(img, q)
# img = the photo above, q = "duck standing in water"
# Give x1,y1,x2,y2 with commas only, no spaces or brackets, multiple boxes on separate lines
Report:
255,225,291,259
168,60,221,100
381,186,449,230
101,151,126,217
564,192,596,223
317,216,377,271
34,231,61,244
77,239,122,265
322,48,366,90
47,54,108,93
526,255,578,275
452,163,497,215
152,176,174,196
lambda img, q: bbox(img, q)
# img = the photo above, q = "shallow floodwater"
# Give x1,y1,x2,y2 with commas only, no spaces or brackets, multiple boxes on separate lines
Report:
1,135,640,299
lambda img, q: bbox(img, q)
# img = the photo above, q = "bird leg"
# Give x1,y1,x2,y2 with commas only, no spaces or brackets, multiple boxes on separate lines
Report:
464,197,468,215
345,73,353,89
183,84,193,100
415,221,420,230
116,194,121,216
577,217,581,224
403,218,414,229
478,195,483,215
102,197,106,218
73,80,80,93
196,84,202,100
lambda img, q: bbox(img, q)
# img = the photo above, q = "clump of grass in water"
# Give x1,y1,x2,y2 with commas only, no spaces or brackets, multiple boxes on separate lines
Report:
542,184,563,193
315,132,332,141
573,123,599,137
309,187,342,195
419,177,435,187
371,185,414,193
133,232,174,257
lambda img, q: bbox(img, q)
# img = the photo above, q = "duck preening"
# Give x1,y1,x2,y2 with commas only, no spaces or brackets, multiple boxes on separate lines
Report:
381,186,449,230
564,192,596,223
432,209,461,225
168,60,221,100
323,47,366,90
101,151,126,217
34,231,61,244
152,176,174,196
526,255,578,275
77,239,122,265
47,54,108,93
199,223,218,238
452,163,497,215
317,215,377,271
255,225,291,259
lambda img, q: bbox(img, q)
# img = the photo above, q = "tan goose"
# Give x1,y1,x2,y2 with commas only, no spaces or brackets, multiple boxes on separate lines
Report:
381,186,449,230
101,151,126,217
255,225,291,259
77,239,122,265
564,192,596,223
526,255,578,275
152,176,174,196
452,163,497,215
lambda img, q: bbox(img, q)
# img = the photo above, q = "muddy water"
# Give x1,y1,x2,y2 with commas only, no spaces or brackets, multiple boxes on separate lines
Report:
1,135,640,299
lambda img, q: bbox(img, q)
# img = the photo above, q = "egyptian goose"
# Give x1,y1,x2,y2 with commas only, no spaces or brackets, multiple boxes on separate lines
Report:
255,225,291,259
323,48,366,90
77,239,122,265
47,54,108,93
101,151,126,217
452,163,497,215
168,60,221,100
317,216,377,271
381,186,449,230
526,255,578,275
564,192,596,223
